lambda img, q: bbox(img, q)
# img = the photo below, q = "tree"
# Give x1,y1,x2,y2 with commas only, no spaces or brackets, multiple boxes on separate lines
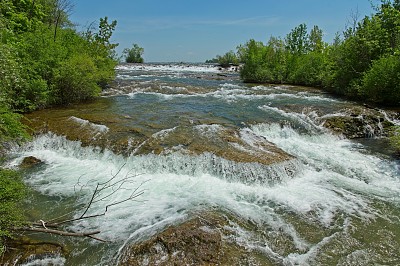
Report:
43,0,74,42
216,50,239,67
123,43,144,63
309,25,324,52
285,23,309,54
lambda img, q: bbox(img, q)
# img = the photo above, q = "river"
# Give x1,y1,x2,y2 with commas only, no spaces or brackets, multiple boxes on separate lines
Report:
6,63,400,265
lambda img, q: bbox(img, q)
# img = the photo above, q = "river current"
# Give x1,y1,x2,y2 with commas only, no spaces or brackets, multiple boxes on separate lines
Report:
7,63,400,265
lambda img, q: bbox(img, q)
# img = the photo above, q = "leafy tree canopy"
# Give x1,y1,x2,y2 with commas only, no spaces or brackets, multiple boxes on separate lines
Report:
123,43,144,63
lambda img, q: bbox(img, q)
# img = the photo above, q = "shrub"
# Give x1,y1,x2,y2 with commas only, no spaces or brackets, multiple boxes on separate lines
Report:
0,104,29,143
0,169,26,255
52,54,101,105
361,54,400,105
123,43,144,63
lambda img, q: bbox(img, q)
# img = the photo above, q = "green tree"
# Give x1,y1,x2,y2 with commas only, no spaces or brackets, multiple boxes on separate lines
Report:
309,25,324,52
123,43,144,63
216,50,239,67
285,23,309,54
239,39,269,83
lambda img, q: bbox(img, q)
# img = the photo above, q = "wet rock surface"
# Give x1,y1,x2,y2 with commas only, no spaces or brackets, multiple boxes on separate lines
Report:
19,156,43,168
1,237,66,266
321,106,397,138
117,212,272,266
135,125,294,165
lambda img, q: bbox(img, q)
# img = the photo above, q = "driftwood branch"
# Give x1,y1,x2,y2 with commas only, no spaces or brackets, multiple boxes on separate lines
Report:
17,227,107,243
20,164,147,242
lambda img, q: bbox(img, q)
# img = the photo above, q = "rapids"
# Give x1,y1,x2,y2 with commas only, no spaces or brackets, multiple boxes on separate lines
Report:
6,63,400,265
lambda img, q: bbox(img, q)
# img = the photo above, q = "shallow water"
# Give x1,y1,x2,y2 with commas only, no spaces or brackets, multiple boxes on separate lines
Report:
7,63,400,265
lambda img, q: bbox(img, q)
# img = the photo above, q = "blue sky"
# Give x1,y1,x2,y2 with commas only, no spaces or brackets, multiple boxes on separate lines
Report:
70,0,375,62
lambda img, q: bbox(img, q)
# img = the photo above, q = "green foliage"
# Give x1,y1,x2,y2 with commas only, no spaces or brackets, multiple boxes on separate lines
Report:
205,58,218,63
237,1,400,106
243,39,287,83
95,17,118,50
216,50,239,67
0,18,117,110
53,54,101,104
361,54,400,104
0,104,29,143
0,169,26,254
123,43,144,63
285,23,309,54
239,39,271,83
286,52,328,86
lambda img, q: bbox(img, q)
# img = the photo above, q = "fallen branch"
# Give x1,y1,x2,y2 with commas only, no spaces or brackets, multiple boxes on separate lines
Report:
17,227,107,242
18,164,147,242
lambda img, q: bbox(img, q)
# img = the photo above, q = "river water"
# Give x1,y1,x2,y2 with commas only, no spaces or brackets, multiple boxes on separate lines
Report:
7,64,400,265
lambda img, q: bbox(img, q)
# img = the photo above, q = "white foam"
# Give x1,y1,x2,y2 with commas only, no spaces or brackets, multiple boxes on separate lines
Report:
21,256,66,266
116,64,220,73
69,116,109,133
251,123,400,202
258,105,326,133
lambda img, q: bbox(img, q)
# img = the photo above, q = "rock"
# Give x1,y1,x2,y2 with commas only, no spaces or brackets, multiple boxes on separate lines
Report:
136,125,294,165
1,237,66,266
134,125,298,184
117,212,272,266
20,156,43,168
322,107,396,139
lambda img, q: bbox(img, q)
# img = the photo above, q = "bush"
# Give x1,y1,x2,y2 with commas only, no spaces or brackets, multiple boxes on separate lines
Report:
361,54,400,105
286,52,328,87
0,169,26,255
123,43,144,63
53,54,101,105
0,104,29,143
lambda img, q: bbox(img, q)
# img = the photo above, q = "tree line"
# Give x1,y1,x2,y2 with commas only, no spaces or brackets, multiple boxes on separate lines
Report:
212,0,400,106
208,0,400,152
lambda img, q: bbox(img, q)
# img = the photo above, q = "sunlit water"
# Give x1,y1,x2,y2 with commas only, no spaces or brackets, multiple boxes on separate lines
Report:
6,63,400,265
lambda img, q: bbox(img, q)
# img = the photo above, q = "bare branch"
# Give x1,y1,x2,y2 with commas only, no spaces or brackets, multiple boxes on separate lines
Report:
19,164,147,243
16,227,107,242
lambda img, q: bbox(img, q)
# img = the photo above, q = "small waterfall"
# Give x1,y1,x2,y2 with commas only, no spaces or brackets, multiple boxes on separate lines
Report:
12,133,300,186
134,152,301,185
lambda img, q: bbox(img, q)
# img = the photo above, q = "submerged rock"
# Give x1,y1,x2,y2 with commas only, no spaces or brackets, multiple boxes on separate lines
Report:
117,212,272,266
